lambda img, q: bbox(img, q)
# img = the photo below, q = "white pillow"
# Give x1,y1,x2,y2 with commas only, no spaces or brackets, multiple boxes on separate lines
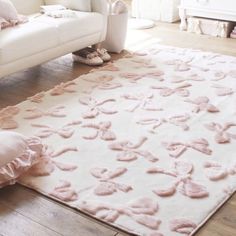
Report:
45,0,91,12
0,0,18,21
0,131,43,188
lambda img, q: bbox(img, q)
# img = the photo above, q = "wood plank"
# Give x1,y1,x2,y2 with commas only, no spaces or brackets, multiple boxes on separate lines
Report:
0,201,61,236
196,194,236,236
0,185,117,236
196,220,236,236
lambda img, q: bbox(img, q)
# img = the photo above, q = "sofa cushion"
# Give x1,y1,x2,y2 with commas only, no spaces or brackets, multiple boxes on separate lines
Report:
0,0,18,21
45,0,92,12
35,12,104,43
10,0,44,15
0,19,59,64
0,131,43,188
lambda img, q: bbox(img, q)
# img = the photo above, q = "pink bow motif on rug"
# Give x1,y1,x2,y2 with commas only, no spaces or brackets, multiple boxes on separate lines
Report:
79,197,162,230
143,70,165,81
211,84,234,96
137,114,190,132
229,70,236,78
151,82,192,97
203,161,236,181
147,161,209,198
82,121,116,141
147,46,163,55
202,52,221,60
90,167,132,196
122,92,162,112
184,96,219,113
120,70,164,83
91,62,120,72
49,180,78,202
28,145,78,177
211,71,226,81
169,218,197,234
79,96,117,119
24,105,66,119
148,48,163,55
171,74,204,83
164,59,191,72
131,58,156,68
109,137,159,162
165,58,210,72
162,138,212,158
50,81,77,96
83,75,122,93
204,122,236,144
31,120,82,139
0,106,20,129
27,92,45,103
119,72,145,83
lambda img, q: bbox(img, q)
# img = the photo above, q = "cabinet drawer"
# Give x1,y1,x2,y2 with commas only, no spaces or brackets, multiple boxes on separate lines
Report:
181,0,236,12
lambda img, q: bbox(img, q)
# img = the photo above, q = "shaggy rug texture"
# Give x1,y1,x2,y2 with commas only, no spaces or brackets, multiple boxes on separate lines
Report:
1,44,236,236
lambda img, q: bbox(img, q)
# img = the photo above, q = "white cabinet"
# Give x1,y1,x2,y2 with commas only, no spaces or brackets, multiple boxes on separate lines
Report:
179,0,236,30
132,0,180,23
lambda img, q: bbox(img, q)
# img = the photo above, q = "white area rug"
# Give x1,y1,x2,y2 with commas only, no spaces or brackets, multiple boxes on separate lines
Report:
1,44,236,236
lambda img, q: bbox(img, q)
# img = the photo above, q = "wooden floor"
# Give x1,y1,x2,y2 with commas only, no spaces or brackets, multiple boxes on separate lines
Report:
0,17,236,236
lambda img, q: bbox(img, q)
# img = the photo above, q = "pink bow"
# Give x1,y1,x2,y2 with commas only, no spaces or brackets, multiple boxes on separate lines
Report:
212,84,234,96
27,145,78,177
32,120,81,139
162,138,212,158
24,105,66,119
137,114,190,132
164,59,191,72
82,121,116,141
211,71,226,81
109,136,159,162
170,218,197,234
204,161,236,181
171,74,204,83
120,70,164,83
205,122,236,143
79,96,117,119
122,92,162,112
151,82,192,97
131,58,156,68
90,167,132,196
184,96,219,113
119,72,144,83
92,62,119,72
147,160,209,199
229,70,236,78
83,75,122,93
50,81,77,96
79,197,161,230
49,180,78,202
27,92,45,103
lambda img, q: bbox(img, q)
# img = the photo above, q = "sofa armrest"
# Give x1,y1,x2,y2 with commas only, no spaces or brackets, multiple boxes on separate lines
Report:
91,0,108,15
91,0,108,42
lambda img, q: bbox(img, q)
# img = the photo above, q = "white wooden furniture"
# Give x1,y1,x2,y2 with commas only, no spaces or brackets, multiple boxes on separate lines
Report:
132,0,180,23
179,0,236,30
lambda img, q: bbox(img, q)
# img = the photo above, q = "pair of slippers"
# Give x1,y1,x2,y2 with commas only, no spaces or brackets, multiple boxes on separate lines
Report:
72,47,111,66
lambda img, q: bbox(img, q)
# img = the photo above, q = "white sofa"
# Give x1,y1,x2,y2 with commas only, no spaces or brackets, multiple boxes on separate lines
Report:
0,0,108,78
